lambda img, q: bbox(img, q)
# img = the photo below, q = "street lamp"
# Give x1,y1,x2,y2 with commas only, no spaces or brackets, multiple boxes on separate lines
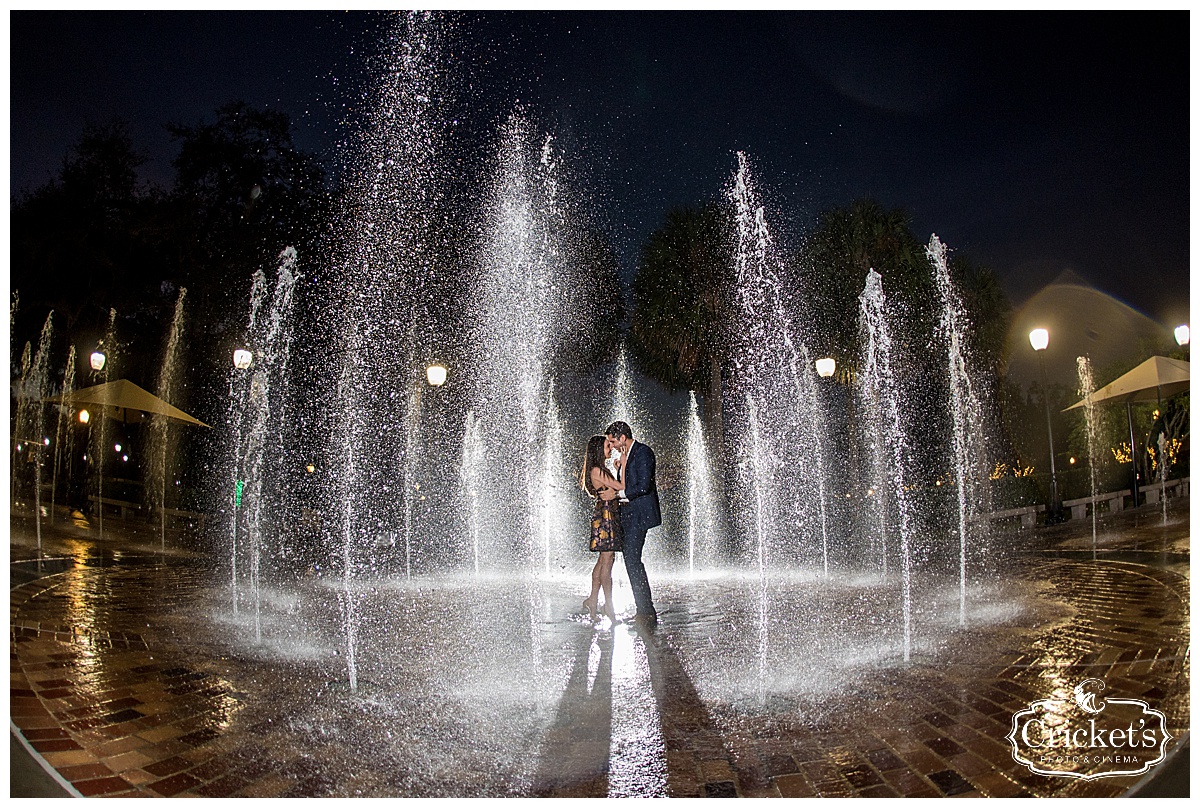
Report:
1029,328,1062,521
78,409,90,425
1174,324,1189,346
815,357,836,378
233,349,253,369
90,351,107,372
426,364,447,387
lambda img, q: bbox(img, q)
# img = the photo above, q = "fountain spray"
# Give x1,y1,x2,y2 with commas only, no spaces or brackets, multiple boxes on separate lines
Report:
148,288,188,551
1076,356,1100,557
727,153,830,575
928,235,988,628
858,270,916,661
50,344,77,526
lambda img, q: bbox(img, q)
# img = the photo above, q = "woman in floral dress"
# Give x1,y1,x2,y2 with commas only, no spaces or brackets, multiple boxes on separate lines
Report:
579,434,624,623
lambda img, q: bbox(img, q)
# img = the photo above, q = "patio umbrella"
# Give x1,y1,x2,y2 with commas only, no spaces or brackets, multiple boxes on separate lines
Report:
1064,356,1190,410
51,379,210,427
1063,356,1189,503
49,379,209,546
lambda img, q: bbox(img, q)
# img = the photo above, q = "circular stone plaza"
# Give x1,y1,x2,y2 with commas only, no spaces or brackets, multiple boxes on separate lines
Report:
9,496,1189,798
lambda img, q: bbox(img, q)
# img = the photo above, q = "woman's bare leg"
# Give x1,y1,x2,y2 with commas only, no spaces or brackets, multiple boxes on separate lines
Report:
599,552,619,622
583,556,602,620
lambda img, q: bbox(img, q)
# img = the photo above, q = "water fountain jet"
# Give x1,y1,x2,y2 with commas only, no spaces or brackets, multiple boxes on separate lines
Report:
1076,355,1100,557
726,152,831,575
858,269,917,661
928,234,989,627
147,288,188,551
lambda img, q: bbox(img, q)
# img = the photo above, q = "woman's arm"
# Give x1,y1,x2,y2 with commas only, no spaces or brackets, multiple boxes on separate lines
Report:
590,466,620,491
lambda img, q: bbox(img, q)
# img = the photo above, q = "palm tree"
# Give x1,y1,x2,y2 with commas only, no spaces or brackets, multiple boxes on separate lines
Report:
797,198,931,375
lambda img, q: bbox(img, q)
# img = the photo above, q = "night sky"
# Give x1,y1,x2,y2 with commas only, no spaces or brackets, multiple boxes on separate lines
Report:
9,10,1191,327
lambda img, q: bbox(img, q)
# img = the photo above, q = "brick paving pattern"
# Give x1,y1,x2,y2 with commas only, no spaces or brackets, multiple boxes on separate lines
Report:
10,507,1190,797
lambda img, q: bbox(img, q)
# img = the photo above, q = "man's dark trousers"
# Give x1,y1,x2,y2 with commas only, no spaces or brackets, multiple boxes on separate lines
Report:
619,441,661,617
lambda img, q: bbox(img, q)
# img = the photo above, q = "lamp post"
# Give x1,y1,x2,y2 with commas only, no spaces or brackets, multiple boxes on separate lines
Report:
403,363,449,578
89,346,109,538
229,348,254,612
1029,328,1063,522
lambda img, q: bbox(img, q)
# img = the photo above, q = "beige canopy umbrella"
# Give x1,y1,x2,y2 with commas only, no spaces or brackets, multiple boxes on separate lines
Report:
49,379,208,546
54,379,209,427
1064,356,1189,411
1064,356,1189,503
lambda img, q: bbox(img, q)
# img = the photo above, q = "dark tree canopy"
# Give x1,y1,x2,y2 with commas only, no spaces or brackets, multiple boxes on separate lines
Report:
796,197,1011,380
628,204,731,394
11,120,159,337
11,103,333,397
167,100,330,281
554,228,625,375
797,198,931,372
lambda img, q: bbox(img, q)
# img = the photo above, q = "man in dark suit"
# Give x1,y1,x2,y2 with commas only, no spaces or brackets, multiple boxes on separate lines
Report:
602,421,659,628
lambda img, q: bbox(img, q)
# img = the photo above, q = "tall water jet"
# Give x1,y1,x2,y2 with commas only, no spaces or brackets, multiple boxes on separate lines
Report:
928,235,989,627
540,384,570,576
146,287,188,551
228,278,265,615
1157,432,1169,525
745,396,770,574
14,313,54,551
685,391,716,574
323,12,454,689
1076,355,1100,556
50,344,77,525
609,343,644,436
12,341,31,508
466,116,573,567
402,333,419,580
231,249,299,643
858,269,916,661
460,410,485,575
9,290,17,360
727,152,830,574
10,291,20,501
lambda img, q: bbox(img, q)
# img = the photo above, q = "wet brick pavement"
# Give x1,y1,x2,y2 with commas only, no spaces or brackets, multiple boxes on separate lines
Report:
9,504,1190,797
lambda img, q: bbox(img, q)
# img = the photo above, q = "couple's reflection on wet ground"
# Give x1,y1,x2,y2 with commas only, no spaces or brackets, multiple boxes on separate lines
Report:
531,623,614,796
533,620,723,797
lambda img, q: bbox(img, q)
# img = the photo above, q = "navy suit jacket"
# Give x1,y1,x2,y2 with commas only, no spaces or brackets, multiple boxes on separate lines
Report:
621,441,662,532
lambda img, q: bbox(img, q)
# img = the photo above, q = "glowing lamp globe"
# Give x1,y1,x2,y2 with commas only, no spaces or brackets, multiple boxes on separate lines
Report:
90,351,106,371
426,364,447,387
78,410,90,424
233,349,253,369
1174,324,1189,346
1029,328,1049,351
815,357,836,378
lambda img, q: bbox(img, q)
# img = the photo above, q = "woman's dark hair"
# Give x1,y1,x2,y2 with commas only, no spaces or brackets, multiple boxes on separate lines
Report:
580,434,607,496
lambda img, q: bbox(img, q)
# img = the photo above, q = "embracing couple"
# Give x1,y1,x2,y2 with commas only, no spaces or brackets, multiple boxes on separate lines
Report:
578,421,659,630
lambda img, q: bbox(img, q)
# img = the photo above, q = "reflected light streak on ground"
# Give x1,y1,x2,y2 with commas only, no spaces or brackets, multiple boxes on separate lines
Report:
607,627,668,796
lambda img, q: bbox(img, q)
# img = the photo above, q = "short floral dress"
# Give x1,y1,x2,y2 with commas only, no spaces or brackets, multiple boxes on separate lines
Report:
589,454,624,552
590,497,623,552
